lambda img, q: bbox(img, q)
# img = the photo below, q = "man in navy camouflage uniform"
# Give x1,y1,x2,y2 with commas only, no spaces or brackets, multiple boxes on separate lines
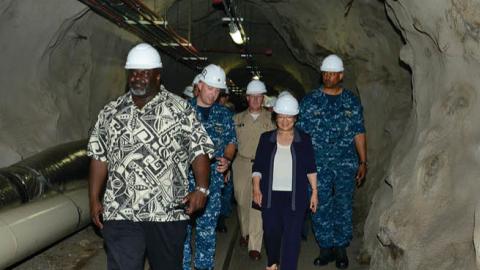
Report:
297,54,367,269
183,64,237,270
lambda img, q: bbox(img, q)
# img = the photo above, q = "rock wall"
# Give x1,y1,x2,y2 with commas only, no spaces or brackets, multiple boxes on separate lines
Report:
364,0,480,269
0,0,193,167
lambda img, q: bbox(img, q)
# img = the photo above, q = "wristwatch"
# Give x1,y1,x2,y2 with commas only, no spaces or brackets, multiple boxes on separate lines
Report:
358,161,368,167
195,186,210,196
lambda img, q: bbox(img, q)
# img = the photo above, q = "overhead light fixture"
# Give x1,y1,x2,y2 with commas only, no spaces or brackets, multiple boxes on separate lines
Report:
160,42,192,47
252,75,260,80
222,17,244,22
229,22,244,45
182,56,208,61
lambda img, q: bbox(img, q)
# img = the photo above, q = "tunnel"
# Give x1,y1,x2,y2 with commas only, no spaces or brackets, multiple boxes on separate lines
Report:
1,0,480,269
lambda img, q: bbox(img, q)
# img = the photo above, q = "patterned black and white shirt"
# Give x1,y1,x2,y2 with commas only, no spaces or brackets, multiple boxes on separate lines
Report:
87,87,214,222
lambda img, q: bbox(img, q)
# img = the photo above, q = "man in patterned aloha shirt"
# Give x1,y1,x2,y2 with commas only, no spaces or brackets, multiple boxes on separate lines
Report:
87,43,215,270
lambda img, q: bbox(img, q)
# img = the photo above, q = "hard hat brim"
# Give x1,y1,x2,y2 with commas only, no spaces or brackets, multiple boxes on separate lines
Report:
200,80,227,90
320,67,344,72
125,63,163,69
273,108,299,115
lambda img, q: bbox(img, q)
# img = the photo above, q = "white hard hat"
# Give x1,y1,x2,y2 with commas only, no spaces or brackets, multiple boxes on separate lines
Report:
183,86,194,98
246,80,267,95
125,43,162,69
273,94,299,116
192,74,202,86
263,96,277,108
278,90,292,98
320,54,344,72
200,64,227,89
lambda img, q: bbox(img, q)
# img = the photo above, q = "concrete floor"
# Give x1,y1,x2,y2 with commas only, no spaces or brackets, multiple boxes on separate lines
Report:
10,211,369,270
228,232,368,270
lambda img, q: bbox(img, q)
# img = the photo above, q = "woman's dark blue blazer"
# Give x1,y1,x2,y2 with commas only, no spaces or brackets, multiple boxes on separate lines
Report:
252,128,317,211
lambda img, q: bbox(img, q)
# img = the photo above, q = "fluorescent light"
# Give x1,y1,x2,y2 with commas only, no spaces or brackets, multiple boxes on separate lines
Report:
160,42,192,47
229,22,244,45
222,17,244,22
181,57,208,61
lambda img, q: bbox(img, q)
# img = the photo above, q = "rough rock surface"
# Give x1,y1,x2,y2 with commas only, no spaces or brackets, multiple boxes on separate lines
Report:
364,0,480,269
0,0,193,167
0,0,133,166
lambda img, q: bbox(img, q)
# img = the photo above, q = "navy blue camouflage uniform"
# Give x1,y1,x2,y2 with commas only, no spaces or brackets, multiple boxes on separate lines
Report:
296,87,365,249
220,104,235,219
220,174,234,217
183,98,237,270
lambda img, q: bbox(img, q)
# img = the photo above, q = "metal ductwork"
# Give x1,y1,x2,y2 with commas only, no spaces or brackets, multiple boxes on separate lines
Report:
0,140,91,268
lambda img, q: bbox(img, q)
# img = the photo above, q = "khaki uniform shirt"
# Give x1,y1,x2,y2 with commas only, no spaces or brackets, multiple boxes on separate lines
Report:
234,109,275,159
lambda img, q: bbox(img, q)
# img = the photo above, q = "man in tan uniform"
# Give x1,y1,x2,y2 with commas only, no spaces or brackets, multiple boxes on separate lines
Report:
233,79,276,261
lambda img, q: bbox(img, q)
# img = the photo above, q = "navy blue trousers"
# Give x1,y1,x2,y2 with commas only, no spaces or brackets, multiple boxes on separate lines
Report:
262,191,306,270
220,178,234,217
102,220,187,270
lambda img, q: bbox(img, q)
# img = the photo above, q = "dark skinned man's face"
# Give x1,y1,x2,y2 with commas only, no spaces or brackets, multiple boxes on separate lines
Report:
128,68,161,97
321,71,344,88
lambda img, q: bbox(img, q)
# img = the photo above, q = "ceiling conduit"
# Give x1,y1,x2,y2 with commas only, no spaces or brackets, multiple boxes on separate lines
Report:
79,0,209,70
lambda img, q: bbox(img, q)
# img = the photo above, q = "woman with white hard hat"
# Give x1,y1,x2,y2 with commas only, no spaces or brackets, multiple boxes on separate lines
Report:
252,94,318,270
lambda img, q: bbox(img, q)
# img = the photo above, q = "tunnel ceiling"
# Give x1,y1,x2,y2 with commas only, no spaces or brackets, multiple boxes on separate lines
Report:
164,0,319,96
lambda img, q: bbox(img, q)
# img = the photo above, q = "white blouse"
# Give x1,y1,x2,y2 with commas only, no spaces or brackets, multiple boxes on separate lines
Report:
272,142,293,191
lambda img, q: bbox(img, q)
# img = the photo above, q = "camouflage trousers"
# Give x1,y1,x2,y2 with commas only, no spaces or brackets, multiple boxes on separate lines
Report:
183,175,222,270
220,178,234,217
311,162,357,248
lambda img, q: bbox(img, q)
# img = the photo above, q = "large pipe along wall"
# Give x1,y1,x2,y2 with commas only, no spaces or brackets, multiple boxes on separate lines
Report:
0,140,91,268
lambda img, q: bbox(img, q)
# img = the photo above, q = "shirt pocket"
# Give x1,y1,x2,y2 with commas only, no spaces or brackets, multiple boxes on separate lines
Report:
214,123,225,136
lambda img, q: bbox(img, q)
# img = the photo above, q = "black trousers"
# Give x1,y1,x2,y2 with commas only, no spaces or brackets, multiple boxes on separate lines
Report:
102,220,188,270
262,191,306,270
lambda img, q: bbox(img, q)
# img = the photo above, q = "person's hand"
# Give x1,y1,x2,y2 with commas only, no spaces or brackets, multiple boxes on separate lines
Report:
253,187,262,206
183,191,207,215
216,157,231,174
356,163,367,187
310,190,318,213
90,199,104,229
